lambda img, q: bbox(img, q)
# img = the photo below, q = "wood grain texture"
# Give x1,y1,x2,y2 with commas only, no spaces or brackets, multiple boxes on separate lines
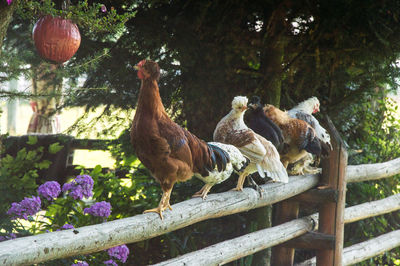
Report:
346,158,400,183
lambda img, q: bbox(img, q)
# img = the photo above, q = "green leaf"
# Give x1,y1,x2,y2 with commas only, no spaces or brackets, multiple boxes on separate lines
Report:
26,136,38,145
92,165,102,175
48,143,64,154
35,160,52,170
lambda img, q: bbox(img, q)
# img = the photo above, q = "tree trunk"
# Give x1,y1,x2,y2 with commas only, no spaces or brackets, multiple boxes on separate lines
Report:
250,206,272,266
251,4,287,265
0,0,18,53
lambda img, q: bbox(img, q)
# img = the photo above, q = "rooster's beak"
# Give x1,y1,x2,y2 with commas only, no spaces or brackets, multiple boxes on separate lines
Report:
134,65,140,70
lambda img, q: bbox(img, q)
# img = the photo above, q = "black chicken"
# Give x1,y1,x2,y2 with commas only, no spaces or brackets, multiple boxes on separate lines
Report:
246,96,285,153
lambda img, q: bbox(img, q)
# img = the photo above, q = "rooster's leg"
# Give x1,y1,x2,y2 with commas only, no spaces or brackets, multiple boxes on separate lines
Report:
247,176,264,197
232,172,247,191
282,160,289,169
143,187,173,220
192,183,213,200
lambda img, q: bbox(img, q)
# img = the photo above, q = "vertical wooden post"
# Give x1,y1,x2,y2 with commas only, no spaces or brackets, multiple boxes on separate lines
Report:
271,200,299,266
316,117,347,266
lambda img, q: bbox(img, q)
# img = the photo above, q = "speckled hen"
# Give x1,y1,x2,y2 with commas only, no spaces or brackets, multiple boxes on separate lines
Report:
213,96,288,191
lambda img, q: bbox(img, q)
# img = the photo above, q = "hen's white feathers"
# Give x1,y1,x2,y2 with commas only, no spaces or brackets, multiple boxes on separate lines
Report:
194,142,247,185
193,142,248,199
214,96,289,183
288,97,332,150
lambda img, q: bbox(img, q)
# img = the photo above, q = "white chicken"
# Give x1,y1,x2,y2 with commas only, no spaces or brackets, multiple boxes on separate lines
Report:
213,96,289,191
192,142,249,199
287,97,332,154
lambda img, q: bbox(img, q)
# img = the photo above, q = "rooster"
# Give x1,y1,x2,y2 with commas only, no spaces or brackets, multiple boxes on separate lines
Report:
263,104,322,171
130,59,248,219
246,96,285,152
213,96,288,191
287,97,332,154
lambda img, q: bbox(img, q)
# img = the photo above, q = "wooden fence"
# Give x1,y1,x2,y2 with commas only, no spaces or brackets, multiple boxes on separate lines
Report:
1,124,400,265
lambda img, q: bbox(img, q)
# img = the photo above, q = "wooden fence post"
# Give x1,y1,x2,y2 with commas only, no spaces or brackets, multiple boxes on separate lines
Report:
271,199,299,266
316,116,347,266
271,116,347,266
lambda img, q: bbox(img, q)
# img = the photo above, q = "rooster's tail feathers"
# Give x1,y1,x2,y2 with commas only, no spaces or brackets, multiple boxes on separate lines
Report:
207,143,231,172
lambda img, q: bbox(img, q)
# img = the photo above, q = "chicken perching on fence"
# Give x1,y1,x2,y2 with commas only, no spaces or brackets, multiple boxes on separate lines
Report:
213,96,288,191
246,96,285,153
287,96,332,155
130,60,249,219
263,103,322,173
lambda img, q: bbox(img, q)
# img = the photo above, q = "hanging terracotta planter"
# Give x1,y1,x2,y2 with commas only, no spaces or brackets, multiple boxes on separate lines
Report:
32,15,81,64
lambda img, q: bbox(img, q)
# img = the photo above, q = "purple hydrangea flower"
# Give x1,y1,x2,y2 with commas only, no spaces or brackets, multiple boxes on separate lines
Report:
61,223,75,230
0,233,16,242
107,244,129,263
7,196,41,220
84,201,111,218
56,224,75,231
38,181,61,201
101,5,107,12
71,262,88,266
7,0,12,5
103,259,118,266
62,175,94,200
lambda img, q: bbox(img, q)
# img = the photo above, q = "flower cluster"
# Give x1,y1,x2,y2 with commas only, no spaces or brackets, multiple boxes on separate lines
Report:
6,0,12,5
71,261,88,266
84,201,112,218
0,233,16,242
61,223,75,230
7,196,41,220
38,181,61,201
103,260,118,266
62,175,94,200
5,174,128,263
107,244,129,263
55,224,75,232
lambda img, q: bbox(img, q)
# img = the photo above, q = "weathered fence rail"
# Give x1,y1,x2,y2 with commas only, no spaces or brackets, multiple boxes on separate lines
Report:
346,157,400,183
343,230,400,265
2,130,400,265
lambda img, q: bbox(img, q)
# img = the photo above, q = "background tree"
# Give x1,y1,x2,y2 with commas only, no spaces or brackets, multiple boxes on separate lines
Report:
0,1,18,53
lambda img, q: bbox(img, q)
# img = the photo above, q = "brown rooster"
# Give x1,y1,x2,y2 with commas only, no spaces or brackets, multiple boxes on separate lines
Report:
263,104,322,170
130,60,248,219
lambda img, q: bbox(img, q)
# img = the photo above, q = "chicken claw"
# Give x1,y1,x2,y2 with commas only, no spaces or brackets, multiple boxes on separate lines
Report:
144,188,172,220
192,183,213,200
247,176,264,197
143,206,166,220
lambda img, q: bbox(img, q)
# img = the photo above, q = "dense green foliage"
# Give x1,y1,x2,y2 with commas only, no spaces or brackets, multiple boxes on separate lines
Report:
337,94,400,265
0,136,63,233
